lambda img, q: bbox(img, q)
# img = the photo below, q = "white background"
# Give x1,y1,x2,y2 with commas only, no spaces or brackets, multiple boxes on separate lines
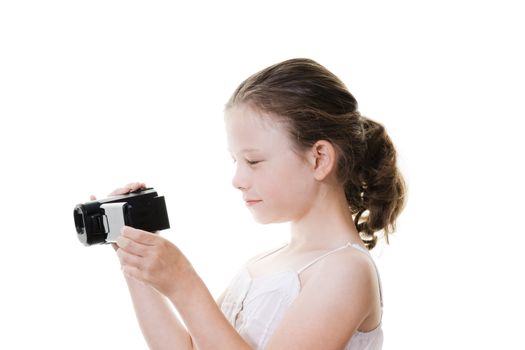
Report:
1,1,524,349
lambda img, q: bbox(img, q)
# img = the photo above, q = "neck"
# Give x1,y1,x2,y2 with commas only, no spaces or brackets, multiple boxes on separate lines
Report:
286,184,364,253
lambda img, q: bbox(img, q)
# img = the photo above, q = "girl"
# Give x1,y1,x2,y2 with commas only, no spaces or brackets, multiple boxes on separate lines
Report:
93,58,406,350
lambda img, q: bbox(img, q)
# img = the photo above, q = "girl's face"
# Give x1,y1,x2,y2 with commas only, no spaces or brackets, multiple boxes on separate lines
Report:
225,103,318,224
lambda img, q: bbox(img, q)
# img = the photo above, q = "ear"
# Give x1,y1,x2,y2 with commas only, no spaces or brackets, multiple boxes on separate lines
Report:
308,140,337,181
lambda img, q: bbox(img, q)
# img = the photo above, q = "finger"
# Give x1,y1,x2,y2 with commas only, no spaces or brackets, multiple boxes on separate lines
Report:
125,182,146,192
121,264,145,283
90,195,96,201
109,182,147,196
109,187,131,196
121,226,157,246
116,235,148,257
117,246,144,267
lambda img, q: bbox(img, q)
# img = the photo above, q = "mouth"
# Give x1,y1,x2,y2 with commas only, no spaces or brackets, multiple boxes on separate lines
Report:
245,200,262,206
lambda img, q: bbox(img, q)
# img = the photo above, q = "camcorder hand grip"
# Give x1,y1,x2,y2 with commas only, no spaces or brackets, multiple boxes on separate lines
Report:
73,187,170,246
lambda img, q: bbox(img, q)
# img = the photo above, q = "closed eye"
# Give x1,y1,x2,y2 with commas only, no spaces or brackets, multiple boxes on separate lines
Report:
230,157,262,166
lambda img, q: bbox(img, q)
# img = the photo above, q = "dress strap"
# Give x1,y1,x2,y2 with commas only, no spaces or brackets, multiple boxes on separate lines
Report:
297,242,384,309
250,242,288,264
296,242,353,274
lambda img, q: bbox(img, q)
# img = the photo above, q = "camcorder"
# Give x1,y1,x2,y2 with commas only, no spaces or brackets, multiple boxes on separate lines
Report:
73,187,170,246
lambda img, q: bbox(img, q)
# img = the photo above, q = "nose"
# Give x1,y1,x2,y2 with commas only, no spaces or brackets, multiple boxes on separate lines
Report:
231,164,249,191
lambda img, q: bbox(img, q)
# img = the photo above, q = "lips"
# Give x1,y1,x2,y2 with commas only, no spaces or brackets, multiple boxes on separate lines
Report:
245,199,262,206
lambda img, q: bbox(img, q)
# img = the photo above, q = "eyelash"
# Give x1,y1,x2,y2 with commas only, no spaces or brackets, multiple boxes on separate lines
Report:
232,159,260,165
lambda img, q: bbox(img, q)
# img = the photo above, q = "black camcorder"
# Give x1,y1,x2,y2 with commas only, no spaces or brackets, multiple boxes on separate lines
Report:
73,187,170,246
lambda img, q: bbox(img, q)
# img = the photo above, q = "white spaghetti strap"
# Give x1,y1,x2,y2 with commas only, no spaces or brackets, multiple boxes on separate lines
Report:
296,242,352,274
296,242,384,308
251,243,288,264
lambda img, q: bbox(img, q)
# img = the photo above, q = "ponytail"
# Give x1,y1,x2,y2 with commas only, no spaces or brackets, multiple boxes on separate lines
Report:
348,117,407,249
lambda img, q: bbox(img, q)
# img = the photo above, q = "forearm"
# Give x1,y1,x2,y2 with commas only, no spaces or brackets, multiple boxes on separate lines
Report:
124,274,193,350
168,270,251,350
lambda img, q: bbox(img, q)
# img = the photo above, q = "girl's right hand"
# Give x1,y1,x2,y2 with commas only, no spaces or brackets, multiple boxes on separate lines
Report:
89,182,147,251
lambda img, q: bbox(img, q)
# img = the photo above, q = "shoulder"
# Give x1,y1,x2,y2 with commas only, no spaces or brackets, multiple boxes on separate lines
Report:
264,246,378,349
317,244,376,281
306,245,377,299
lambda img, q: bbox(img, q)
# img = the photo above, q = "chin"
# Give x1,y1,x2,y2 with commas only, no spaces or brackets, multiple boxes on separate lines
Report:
251,213,289,225
252,216,274,225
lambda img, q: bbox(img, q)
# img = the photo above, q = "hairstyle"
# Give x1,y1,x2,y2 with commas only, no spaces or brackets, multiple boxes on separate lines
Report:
225,58,407,250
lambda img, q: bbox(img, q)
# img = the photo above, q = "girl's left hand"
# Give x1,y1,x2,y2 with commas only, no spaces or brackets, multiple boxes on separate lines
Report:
115,226,193,297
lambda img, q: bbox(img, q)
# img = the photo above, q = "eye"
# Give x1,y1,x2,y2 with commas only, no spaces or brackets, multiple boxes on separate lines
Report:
247,160,261,165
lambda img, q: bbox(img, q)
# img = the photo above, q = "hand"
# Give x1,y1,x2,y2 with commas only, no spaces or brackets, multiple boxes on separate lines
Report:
115,226,193,297
89,182,147,252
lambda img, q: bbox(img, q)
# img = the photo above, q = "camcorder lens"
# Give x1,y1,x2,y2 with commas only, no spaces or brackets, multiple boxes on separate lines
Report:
74,207,85,234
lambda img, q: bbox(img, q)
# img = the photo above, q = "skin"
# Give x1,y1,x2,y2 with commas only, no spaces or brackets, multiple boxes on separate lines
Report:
95,103,382,349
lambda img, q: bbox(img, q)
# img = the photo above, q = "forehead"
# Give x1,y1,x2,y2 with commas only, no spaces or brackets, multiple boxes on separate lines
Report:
225,104,292,154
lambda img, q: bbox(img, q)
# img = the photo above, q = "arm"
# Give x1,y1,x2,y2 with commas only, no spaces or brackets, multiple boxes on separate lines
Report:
167,269,252,350
263,251,377,350
122,274,194,350
123,274,228,350
93,183,193,349
116,226,251,350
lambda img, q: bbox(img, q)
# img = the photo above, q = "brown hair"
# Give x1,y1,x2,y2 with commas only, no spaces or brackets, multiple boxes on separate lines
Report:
226,58,407,249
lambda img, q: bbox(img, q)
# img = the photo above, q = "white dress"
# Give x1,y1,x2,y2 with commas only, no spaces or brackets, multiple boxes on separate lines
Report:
220,242,384,350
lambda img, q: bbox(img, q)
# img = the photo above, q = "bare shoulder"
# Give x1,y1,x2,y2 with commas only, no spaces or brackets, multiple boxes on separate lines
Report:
265,245,379,350
302,245,378,300
312,245,376,284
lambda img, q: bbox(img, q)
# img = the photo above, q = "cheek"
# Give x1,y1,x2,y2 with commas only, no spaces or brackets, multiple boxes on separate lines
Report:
264,162,316,206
